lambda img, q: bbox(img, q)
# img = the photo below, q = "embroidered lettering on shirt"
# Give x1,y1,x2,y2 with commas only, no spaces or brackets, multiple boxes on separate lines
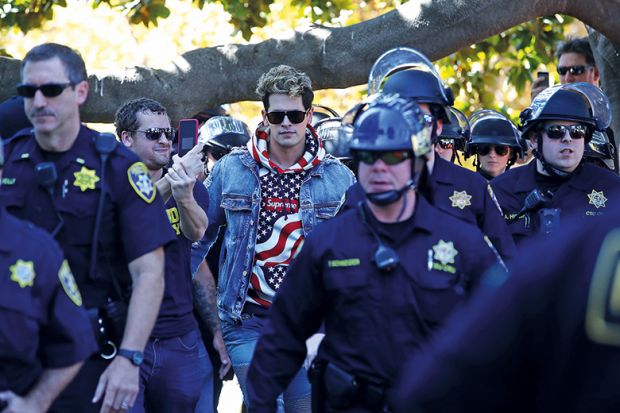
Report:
328,258,361,268
1,177,15,185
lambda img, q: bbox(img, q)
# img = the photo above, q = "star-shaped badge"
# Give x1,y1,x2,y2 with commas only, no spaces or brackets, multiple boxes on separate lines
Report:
432,240,458,265
449,190,472,210
73,166,100,192
10,259,36,288
587,190,607,209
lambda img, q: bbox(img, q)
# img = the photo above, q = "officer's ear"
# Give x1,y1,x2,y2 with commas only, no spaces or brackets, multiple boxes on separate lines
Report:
528,132,538,151
435,118,443,136
74,80,89,106
120,130,134,148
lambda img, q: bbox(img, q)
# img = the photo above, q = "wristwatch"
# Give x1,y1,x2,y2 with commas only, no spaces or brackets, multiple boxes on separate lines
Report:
117,349,144,366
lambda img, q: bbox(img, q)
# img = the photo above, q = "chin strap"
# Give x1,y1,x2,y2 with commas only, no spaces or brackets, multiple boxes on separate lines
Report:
366,180,415,207
532,133,576,178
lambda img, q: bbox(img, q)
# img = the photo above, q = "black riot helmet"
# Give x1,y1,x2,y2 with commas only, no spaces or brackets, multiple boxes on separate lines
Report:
346,94,432,206
311,104,339,127
466,109,524,168
314,116,353,169
199,116,251,160
438,107,470,151
368,47,454,124
519,82,611,177
585,130,618,172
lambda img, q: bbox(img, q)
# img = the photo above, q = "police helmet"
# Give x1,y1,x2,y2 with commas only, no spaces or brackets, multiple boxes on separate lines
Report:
466,110,524,165
315,117,349,159
311,104,339,127
520,82,611,141
585,130,617,171
348,94,432,157
438,107,470,151
199,116,250,159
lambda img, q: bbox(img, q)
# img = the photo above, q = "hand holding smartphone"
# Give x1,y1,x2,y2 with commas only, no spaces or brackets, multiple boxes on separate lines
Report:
537,71,550,88
178,119,199,157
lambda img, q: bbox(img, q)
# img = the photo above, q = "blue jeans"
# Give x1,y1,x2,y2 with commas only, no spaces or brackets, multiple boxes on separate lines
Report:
130,328,207,413
221,315,311,412
195,344,215,413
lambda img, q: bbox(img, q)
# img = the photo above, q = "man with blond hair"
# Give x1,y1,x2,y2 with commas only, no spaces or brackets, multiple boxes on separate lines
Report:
192,65,355,411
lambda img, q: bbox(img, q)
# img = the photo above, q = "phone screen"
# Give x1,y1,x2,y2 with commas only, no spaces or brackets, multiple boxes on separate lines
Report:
178,119,198,157
537,71,550,88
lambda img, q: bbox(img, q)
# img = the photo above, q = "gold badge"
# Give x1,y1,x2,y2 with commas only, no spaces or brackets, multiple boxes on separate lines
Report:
127,162,156,203
58,260,82,306
587,190,607,209
449,190,472,210
10,259,36,288
73,166,100,192
432,240,458,265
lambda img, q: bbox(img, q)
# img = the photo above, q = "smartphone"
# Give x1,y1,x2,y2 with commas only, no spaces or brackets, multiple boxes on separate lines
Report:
178,119,198,157
537,71,550,88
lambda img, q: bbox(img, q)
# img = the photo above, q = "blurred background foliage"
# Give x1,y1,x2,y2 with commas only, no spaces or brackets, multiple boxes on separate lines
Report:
0,0,587,128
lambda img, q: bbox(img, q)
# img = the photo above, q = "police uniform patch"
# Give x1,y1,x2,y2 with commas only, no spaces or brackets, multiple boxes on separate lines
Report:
432,240,458,265
58,259,82,306
128,162,156,203
73,166,100,192
10,259,36,288
587,189,607,209
449,190,472,210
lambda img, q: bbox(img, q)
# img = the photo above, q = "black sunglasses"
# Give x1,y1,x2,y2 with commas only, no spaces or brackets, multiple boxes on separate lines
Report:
477,144,510,156
557,65,592,76
131,127,177,141
266,110,308,124
16,82,74,98
355,150,412,165
543,124,589,140
437,139,454,150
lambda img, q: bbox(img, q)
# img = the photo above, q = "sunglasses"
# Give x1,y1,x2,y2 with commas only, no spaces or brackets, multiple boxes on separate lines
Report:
477,144,510,156
543,124,589,140
355,150,412,165
131,127,177,141
437,139,454,150
266,110,308,124
557,65,592,76
16,82,74,98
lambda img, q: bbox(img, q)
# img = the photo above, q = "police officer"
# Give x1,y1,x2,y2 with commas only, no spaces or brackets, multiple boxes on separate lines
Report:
464,109,524,180
491,82,620,247
344,47,516,262
0,43,176,413
314,116,353,170
245,95,502,413
434,107,470,164
390,190,620,413
0,137,97,413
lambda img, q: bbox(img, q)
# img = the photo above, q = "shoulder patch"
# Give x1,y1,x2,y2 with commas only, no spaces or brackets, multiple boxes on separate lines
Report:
586,228,620,346
58,260,82,306
10,259,36,288
127,162,156,203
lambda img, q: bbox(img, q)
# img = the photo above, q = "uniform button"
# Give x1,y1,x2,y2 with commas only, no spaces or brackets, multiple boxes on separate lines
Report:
242,271,247,276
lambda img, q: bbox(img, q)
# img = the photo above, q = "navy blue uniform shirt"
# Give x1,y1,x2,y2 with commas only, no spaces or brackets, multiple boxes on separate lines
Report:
391,191,620,413
0,208,97,395
491,161,620,247
342,157,516,261
246,195,502,412
0,125,176,309
152,183,208,338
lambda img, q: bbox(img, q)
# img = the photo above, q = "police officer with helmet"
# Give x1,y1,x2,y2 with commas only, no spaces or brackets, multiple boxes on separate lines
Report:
465,109,524,180
434,107,470,164
0,136,97,413
491,82,620,247
343,47,516,262
245,95,502,413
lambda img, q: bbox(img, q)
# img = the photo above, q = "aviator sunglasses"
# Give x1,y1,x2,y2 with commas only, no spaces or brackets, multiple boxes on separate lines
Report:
543,124,589,140
16,82,74,98
477,144,510,156
557,65,592,76
266,110,308,124
131,127,177,141
355,150,412,165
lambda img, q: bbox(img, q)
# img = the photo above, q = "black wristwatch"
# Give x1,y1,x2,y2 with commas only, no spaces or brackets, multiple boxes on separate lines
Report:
117,349,144,366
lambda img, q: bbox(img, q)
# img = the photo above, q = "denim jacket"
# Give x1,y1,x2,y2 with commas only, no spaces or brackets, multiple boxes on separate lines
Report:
192,148,355,323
